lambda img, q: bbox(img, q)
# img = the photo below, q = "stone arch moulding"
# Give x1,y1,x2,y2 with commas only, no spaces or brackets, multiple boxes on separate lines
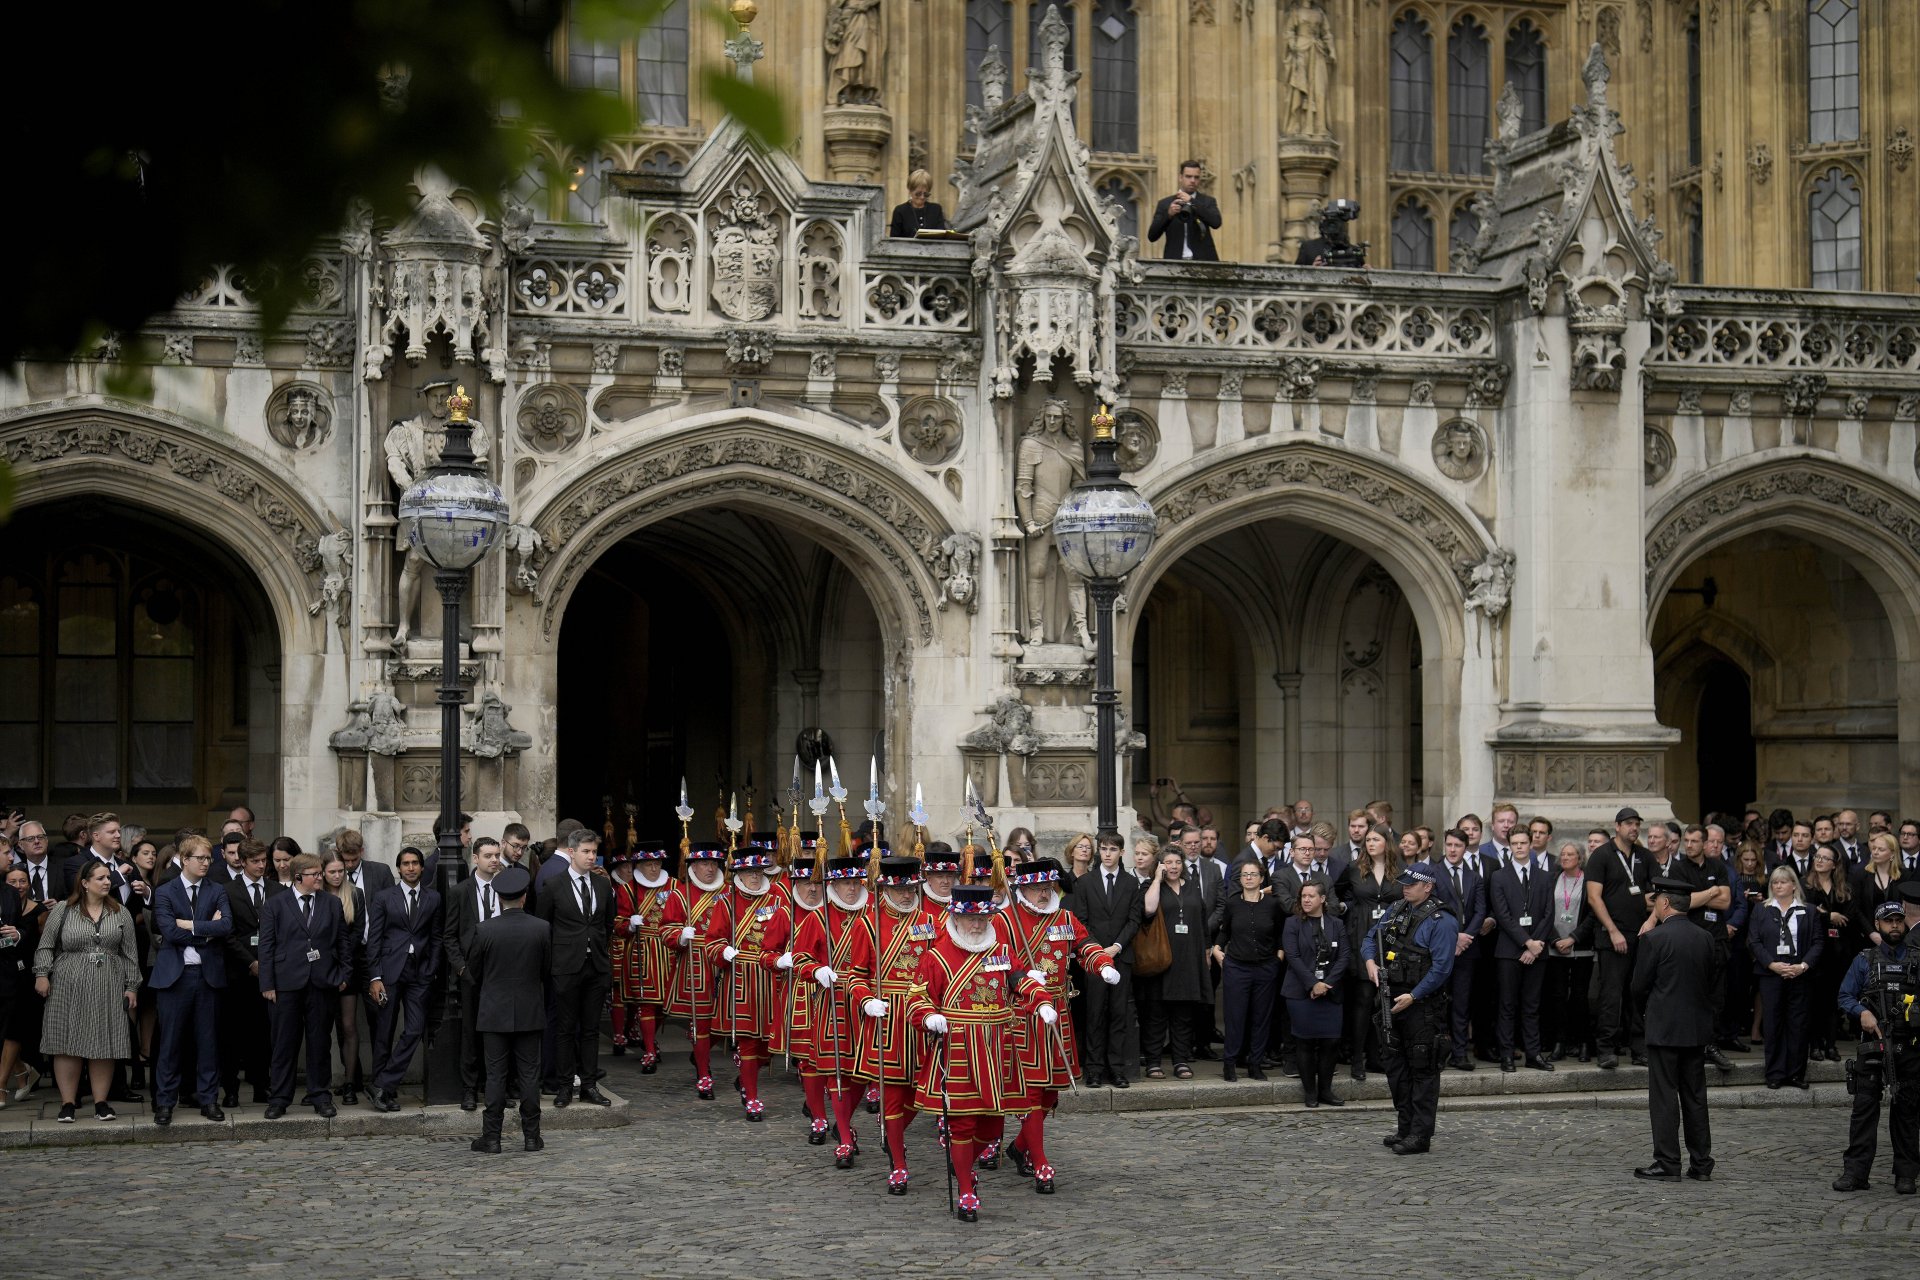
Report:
526,411,958,643
1645,455,1920,662
1652,609,1782,716
0,399,336,646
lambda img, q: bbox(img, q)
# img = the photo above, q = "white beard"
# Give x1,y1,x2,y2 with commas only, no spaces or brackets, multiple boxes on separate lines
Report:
635,868,668,889
829,886,870,913
1017,890,1061,916
945,916,997,953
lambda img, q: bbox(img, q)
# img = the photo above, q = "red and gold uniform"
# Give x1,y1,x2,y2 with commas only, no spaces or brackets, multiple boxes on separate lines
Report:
619,847,683,1072
771,858,829,1142
1002,858,1116,1192
663,842,729,1098
906,886,1049,1221
702,845,788,1119
792,857,874,1165
608,855,644,1054
845,856,942,1191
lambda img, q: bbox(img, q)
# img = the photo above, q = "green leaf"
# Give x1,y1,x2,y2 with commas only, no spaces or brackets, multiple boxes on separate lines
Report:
702,69,791,151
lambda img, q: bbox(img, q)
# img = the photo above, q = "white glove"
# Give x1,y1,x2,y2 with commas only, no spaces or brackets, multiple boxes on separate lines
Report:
1037,1003,1059,1026
863,998,888,1018
814,967,837,989
676,926,694,946
722,945,740,963
774,953,794,971
923,1014,949,1035
1025,968,1047,985
1100,965,1122,986
628,914,643,931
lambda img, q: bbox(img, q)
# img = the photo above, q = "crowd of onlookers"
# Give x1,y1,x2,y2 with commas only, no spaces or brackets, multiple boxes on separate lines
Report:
2,795,1913,1121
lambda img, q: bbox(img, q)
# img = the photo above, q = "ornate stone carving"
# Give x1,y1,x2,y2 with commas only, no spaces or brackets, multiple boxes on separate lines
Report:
367,685,408,756
503,522,546,594
306,320,352,369
516,383,587,454
591,342,620,375
1747,141,1773,186
657,346,685,378
809,350,838,381
1644,423,1675,485
899,394,963,465
1497,748,1659,797
961,694,1038,756
1843,392,1871,419
1114,407,1159,472
1015,398,1090,648
709,174,781,323
1895,394,1919,423
1569,300,1628,391
0,414,332,591
266,382,333,450
1409,380,1435,405
1464,547,1515,620
1465,360,1510,408
937,531,983,613
374,172,493,374
725,327,774,371
644,214,696,314
873,351,901,383
1281,2,1336,138
232,333,265,366
824,0,885,107
1596,6,1621,58
1891,126,1916,174
977,44,1007,113
1782,373,1827,416
1219,370,1245,398
463,690,533,759
1279,356,1322,400
1162,369,1189,395
1432,418,1489,482
798,221,845,320
307,530,352,630
935,339,978,384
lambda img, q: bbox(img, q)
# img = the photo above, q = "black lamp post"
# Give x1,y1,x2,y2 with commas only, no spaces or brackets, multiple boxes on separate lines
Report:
397,384,506,1102
1051,406,1157,838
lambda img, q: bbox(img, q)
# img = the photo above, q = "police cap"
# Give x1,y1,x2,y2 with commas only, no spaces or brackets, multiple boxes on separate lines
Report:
1899,880,1920,907
494,865,532,900
1650,875,1694,894
1874,899,1907,921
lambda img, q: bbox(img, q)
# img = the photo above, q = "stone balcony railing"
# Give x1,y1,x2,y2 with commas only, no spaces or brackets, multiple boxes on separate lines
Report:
1647,286,1920,388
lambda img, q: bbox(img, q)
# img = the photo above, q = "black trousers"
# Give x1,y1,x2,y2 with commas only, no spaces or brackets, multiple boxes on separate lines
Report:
1646,1044,1712,1173
1082,962,1131,1081
1221,957,1277,1065
218,974,270,1094
1383,998,1444,1143
483,1029,543,1129
1445,945,1478,1059
1496,956,1547,1058
1843,1042,1920,1180
154,967,222,1107
552,967,609,1089
267,984,337,1106
1468,934,1499,1055
371,978,429,1092
1592,936,1644,1054
1146,998,1198,1068
1758,972,1811,1085
1346,971,1383,1069
1719,933,1752,1042
458,974,485,1090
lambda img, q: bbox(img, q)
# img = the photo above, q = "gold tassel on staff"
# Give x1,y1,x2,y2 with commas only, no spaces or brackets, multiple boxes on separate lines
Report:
827,756,853,857
602,794,615,853
675,777,694,866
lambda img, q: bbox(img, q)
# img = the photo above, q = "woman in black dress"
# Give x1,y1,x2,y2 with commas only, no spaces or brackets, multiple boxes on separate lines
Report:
1281,879,1348,1107
322,854,369,1103
1142,850,1210,1080
1802,843,1857,1062
888,168,947,237
1341,825,1402,1081
1850,833,1907,942
1210,860,1283,1081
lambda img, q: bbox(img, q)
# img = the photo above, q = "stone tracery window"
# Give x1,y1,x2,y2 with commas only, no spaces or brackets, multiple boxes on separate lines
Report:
1808,167,1862,290
1393,198,1435,271
1096,173,1140,241
1448,19,1491,174
1448,204,1480,272
966,0,1013,112
636,0,690,128
1391,12,1435,171
1091,0,1138,154
1806,0,1860,144
1685,11,1702,167
1505,20,1547,135
566,14,621,92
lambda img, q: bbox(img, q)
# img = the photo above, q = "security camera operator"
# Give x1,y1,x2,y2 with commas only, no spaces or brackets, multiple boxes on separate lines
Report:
1831,881,1920,1195
1297,199,1367,268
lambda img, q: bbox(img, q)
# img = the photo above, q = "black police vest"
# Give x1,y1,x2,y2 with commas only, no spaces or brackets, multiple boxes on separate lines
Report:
1382,899,1443,993
1864,947,1918,1038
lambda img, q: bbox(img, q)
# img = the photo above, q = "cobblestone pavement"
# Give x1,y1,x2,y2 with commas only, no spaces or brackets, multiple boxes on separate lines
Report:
1,1056,1909,1280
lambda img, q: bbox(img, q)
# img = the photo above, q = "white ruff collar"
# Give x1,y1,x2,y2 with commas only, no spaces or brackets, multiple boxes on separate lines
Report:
829,886,870,914
946,917,997,953
1017,890,1061,916
635,868,668,889
923,888,952,905
733,878,770,899
688,870,723,892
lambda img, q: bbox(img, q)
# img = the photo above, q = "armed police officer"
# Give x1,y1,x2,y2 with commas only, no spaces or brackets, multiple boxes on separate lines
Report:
1362,862,1457,1155
1831,881,1920,1195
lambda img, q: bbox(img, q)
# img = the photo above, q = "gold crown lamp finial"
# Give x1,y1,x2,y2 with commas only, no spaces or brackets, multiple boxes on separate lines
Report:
1091,403,1115,440
446,385,472,424
728,0,758,27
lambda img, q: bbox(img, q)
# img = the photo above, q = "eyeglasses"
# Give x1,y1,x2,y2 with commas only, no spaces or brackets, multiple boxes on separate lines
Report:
184,854,213,863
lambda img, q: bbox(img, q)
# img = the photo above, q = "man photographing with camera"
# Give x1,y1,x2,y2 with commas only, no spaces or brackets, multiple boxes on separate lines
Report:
1297,199,1367,267
1148,160,1221,261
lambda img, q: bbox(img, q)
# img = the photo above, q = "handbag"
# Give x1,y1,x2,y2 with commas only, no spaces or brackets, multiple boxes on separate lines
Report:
1132,909,1172,978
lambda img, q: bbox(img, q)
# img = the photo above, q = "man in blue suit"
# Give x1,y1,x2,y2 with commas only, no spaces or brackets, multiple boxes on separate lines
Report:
258,852,353,1118
365,847,442,1111
150,836,233,1125
1432,828,1486,1070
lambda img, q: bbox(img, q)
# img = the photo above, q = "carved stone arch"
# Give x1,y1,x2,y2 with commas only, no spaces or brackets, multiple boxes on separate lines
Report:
642,211,699,316
0,400,336,649
1646,455,1920,666
526,409,956,644
1653,608,1782,713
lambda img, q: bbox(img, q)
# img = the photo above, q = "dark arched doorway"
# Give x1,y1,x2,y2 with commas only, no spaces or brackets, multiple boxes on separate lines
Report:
1694,658,1757,820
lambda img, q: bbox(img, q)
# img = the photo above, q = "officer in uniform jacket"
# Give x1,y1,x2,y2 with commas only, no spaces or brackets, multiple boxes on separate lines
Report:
1488,850,1557,1070
364,849,442,1111
467,865,552,1154
1361,863,1457,1155
1630,878,1721,1180
1832,888,1920,1194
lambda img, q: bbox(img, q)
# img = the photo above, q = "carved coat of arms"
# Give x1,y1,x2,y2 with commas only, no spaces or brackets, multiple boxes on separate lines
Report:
710,176,780,322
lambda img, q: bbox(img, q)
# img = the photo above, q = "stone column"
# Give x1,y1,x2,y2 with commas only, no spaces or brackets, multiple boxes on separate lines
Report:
823,106,893,185
1276,670,1304,807
1275,136,1341,264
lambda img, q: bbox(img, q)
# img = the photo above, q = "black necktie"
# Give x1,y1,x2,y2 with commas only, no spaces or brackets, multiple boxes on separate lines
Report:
1518,866,1528,893
1452,867,1463,899
1105,872,1115,894
32,867,43,900
301,894,312,925
407,888,417,922
189,882,198,913
482,884,495,919
251,882,262,911
577,877,591,915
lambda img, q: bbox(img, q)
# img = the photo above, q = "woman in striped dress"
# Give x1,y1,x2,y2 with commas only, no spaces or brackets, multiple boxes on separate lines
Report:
32,860,140,1122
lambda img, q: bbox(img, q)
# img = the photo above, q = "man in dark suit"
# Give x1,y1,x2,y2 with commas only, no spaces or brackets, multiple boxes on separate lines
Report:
1146,159,1221,261
220,839,282,1105
1432,830,1486,1070
257,852,353,1118
1631,877,1720,1181
149,837,232,1124
365,846,441,1111
14,821,70,904
443,837,506,1110
535,831,615,1107
66,812,133,906
467,864,552,1153
1488,829,1556,1072
1067,832,1143,1088
336,828,396,899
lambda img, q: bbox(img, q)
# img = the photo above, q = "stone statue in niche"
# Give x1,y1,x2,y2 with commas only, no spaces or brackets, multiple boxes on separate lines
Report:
937,531,982,613
1282,2,1336,137
824,0,885,106
268,383,332,450
384,381,485,647
366,684,408,757
1432,418,1488,482
308,529,352,630
463,691,533,759
1015,398,1091,649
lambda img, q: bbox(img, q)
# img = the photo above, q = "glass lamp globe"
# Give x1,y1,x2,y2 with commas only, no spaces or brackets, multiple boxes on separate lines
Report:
1053,482,1157,580
398,470,509,572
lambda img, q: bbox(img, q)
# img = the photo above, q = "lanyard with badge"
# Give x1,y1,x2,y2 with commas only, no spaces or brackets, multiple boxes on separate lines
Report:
1167,890,1188,936
1776,906,1795,957
297,896,323,964
1517,867,1535,928
1617,848,1641,897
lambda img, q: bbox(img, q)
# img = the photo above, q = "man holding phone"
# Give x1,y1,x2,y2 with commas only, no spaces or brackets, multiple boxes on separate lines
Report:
1147,161,1222,261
